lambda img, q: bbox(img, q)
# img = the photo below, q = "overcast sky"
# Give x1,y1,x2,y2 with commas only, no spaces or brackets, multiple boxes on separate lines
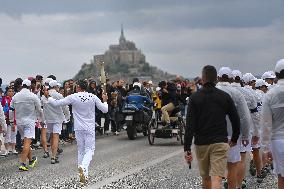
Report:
0,0,284,83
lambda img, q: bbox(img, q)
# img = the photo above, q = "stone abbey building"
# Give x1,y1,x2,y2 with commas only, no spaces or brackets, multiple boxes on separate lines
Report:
94,26,146,74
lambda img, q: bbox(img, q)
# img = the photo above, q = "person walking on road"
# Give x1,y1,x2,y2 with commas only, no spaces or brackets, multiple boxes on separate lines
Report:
42,80,70,164
44,80,108,184
261,59,284,189
11,79,43,171
184,65,240,189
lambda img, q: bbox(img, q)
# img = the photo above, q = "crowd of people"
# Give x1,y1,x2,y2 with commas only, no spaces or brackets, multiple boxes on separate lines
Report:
0,59,283,188
184,59,284,189
0,73,195,182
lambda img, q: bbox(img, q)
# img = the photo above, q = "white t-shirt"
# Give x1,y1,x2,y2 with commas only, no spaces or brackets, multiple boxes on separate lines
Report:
48,92,108,135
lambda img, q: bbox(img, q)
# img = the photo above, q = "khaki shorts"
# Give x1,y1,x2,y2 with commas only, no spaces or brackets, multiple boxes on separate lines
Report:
195,143,229,178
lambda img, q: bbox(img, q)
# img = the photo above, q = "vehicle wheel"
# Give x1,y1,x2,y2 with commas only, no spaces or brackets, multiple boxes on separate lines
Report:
148,122,155,145
127,123,137,140
179,120,185,145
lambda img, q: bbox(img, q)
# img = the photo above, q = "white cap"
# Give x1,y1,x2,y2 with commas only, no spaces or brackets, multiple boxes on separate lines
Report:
49,80,58,88
22,79,31,87
261,71,276,80
148,80,153,85
255,79,266,88
268,71,276,77
242,73,257,83
218,67,232,78
232,70,242,79
156,87,161,91
275,59,284,73
44,78,53,85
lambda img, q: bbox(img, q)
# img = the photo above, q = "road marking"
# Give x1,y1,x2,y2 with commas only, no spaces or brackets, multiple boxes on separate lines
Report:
85,148,183,189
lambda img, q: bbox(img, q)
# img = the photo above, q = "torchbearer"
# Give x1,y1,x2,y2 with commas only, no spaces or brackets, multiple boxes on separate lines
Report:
44,80,108,184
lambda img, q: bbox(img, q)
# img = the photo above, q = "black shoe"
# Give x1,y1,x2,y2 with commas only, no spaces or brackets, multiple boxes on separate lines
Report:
57,148,63,155
43,151,49,158
51,157,59,164
256,174,264,183
249,161,256,176
261,168,268,178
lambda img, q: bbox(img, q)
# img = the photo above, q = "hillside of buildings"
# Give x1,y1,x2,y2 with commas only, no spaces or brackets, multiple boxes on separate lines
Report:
74,27,174,83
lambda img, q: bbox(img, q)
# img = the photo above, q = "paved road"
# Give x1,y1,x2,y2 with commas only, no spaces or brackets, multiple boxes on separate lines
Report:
0,132,277,189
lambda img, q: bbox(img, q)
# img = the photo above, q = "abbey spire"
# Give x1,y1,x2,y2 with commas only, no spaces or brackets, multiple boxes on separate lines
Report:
119,23,126,44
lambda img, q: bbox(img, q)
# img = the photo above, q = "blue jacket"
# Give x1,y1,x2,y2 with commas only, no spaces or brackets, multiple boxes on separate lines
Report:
125,93,152,111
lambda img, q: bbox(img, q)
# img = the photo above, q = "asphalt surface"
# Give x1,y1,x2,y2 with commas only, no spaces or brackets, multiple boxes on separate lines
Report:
0,132,278,189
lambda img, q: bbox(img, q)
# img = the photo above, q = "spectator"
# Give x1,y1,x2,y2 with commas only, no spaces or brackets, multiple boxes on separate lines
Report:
184,65,240,189
1,86,17,156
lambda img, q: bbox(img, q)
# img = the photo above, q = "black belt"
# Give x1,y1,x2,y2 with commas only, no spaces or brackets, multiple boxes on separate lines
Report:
250,107,258,113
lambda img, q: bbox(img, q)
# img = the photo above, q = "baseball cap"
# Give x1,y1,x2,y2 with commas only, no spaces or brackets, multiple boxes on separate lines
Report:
22,79,31,87
261,71,276,80
255,79,266,88
44,78,53,85
49,80,58,88
242,73,257,83
218,67,232,78
232,70,242,79
275,59,284,73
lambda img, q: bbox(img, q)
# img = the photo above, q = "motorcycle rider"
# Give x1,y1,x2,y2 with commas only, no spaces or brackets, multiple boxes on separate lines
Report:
126,82,152,113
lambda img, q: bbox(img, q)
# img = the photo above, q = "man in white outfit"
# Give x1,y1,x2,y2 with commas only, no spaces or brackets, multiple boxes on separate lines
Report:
262,71,276,90
243,73,265,182
217,67,251,189
11,79,43,171
231,70,256,188
44,80,108,183
261,59,284,189
42,80,70,164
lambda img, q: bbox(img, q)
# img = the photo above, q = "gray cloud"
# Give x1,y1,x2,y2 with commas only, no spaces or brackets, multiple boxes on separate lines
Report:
0,0,283,83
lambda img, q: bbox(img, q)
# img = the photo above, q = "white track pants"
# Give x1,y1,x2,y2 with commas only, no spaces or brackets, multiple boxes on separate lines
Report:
75,130,96,176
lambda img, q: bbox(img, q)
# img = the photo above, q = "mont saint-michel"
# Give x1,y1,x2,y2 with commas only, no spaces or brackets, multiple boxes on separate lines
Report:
74,26,174,82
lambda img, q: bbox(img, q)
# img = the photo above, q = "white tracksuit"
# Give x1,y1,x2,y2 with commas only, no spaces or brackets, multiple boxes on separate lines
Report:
48,91,108,176
217,82,251,163
231,82,256,151
261,79,284,176
41,89,70,133
244,85,261,148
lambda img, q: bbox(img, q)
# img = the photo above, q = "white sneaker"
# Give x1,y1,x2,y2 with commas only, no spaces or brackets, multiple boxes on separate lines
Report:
78,166,87,184
0,151,8,157
12,150,18,154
